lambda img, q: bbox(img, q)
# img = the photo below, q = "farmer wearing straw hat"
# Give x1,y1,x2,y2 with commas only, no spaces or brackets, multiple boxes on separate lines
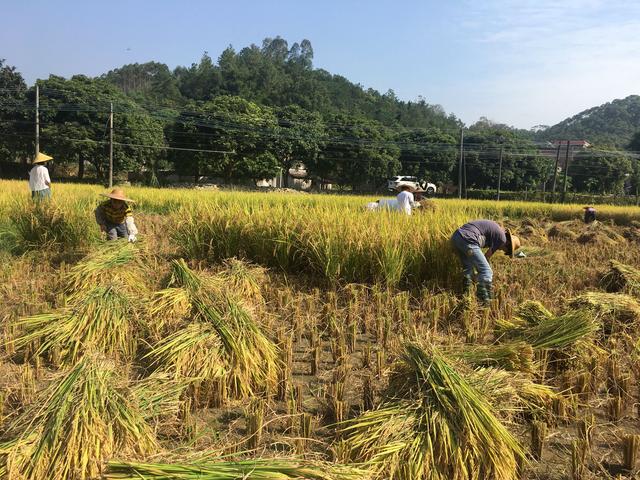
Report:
28,152,53,200
450,219,521,304
396,184,417,215
94,188,138,242
583,206,597,224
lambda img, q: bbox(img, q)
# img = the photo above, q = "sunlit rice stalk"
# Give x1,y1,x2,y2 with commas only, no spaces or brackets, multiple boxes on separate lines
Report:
601,260,640,296
0,355,158,480
339,343,524,480
146,259,279,398
104,457,371,479
11,284,139,364
569,291,640,332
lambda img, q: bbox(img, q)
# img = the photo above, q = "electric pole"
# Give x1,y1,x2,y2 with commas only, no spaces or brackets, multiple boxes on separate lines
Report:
561,140,571,203
109,102,114,188
458,128,464,199
550,143,561,202
497,145,504,201
35,83,39,157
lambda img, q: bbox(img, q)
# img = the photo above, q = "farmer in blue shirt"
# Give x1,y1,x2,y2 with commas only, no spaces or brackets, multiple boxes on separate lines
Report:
450,220,521,304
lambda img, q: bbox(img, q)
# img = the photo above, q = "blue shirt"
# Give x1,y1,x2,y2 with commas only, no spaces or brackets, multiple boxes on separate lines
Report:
457,220,507,253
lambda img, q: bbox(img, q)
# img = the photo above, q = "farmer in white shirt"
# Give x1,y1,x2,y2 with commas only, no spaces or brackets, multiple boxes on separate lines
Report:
29,152,53,200
396,184,415,215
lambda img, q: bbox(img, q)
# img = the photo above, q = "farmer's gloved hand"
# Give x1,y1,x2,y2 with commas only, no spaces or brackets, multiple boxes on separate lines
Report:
128,234,137,243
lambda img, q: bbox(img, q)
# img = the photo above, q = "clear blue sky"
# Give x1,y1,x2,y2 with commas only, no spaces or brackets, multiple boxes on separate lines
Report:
3,0,640,128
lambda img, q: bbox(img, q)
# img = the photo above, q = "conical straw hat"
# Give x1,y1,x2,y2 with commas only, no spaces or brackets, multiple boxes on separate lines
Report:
33,152,53,164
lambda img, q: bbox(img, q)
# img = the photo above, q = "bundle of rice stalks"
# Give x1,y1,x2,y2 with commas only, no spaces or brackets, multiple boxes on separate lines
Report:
569,291,640,333
0,355,162,480
547,222,578,241
601,260,640,296
11,283,140,365
468,368,558,418
576,222,626,245
339,344,524,480
217,257,267,303
145,259,279,400
64,240,148,295
495,301,552,333
452,342,534,373
519,309,600,350
104,457,370,479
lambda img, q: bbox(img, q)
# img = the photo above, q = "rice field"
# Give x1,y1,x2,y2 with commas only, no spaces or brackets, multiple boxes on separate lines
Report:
2,178,640,479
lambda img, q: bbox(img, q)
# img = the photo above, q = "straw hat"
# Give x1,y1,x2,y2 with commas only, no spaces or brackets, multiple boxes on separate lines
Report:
100,187,135,203
33,152,53,164
583,206,595,210
396,183,417,192
505,229,521,257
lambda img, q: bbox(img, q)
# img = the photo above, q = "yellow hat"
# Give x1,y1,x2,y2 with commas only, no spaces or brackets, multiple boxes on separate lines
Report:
100,188,135,203
33,152,53,164
505,229,521,257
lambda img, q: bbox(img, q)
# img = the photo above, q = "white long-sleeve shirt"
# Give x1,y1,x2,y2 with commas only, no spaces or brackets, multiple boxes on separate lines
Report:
29,165,51,192
396,190,414,215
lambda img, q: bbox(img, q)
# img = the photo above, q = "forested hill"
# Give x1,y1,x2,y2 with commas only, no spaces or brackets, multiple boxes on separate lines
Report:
101,37,462,131
537,95,640,148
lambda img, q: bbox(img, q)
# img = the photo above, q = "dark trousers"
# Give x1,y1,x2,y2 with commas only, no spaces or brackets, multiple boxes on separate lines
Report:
106,222,127,240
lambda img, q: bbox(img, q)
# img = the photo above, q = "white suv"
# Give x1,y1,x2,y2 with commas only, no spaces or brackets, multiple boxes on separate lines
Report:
387,176,436,196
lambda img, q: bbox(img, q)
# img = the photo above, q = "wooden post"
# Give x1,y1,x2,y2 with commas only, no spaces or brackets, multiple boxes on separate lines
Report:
108,102,114,188
35,83,39,157
458,128,464,199
497,146,504,201
561,140,571,203
551,143,561,202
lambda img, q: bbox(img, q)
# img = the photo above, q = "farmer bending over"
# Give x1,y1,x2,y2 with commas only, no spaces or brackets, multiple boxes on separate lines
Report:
450,219,520,304
95,188,138,242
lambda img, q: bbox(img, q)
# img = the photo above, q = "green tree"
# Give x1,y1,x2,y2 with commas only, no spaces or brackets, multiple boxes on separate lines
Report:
571,149,631,194
0,59,30,162
37,75,164,180
273,105,326,186
309,114,400,190
396,128,458,186
169,95,280,182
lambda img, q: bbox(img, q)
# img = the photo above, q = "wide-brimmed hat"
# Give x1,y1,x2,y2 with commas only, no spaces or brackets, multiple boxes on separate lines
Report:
583,206,595,210
395,183,417,192
505,229,521,257
33,152,53,164
100,187,135,203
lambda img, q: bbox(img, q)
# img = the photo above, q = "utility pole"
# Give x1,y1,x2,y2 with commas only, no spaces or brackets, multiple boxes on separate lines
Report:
463,148,467,198
109,102,114,188
458,128,464,198
35,83,39,157
496,145,504,201
561,140,571,203
550,144,561,202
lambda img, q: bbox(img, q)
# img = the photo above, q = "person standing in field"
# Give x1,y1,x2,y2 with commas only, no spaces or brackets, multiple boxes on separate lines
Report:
450,219,521,304
28,152,53,200
396,184,415,215
94,188,138,242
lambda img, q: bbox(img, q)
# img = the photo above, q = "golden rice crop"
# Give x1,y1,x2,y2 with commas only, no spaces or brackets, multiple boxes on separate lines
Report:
11,283,141,365
339,343,524,480
601,260,640,296
0,355,165,480
145,259,279,399
104,457,371,479
569,291,640,333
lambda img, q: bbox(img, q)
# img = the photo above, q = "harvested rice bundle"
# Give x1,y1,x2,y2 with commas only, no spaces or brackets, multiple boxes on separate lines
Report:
217,257,267,303
521,309,600,350
339,343,524,480
0,355,178,480
569,292,640,333
495,301,552,333
601,260,640,296
11,283,140,365
104,457,370,479
468,367,558,418
451,341,534,373
64,240,148,295
146,259,279,400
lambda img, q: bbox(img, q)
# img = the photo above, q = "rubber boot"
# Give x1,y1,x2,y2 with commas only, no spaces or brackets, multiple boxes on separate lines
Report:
477,281,493,305
462,275,473,295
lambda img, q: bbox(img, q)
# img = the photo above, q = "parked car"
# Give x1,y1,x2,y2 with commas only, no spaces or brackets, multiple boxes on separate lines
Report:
387,176,437,196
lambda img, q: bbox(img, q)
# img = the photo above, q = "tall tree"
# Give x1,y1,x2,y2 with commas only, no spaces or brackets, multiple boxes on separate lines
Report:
0,59,30,162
